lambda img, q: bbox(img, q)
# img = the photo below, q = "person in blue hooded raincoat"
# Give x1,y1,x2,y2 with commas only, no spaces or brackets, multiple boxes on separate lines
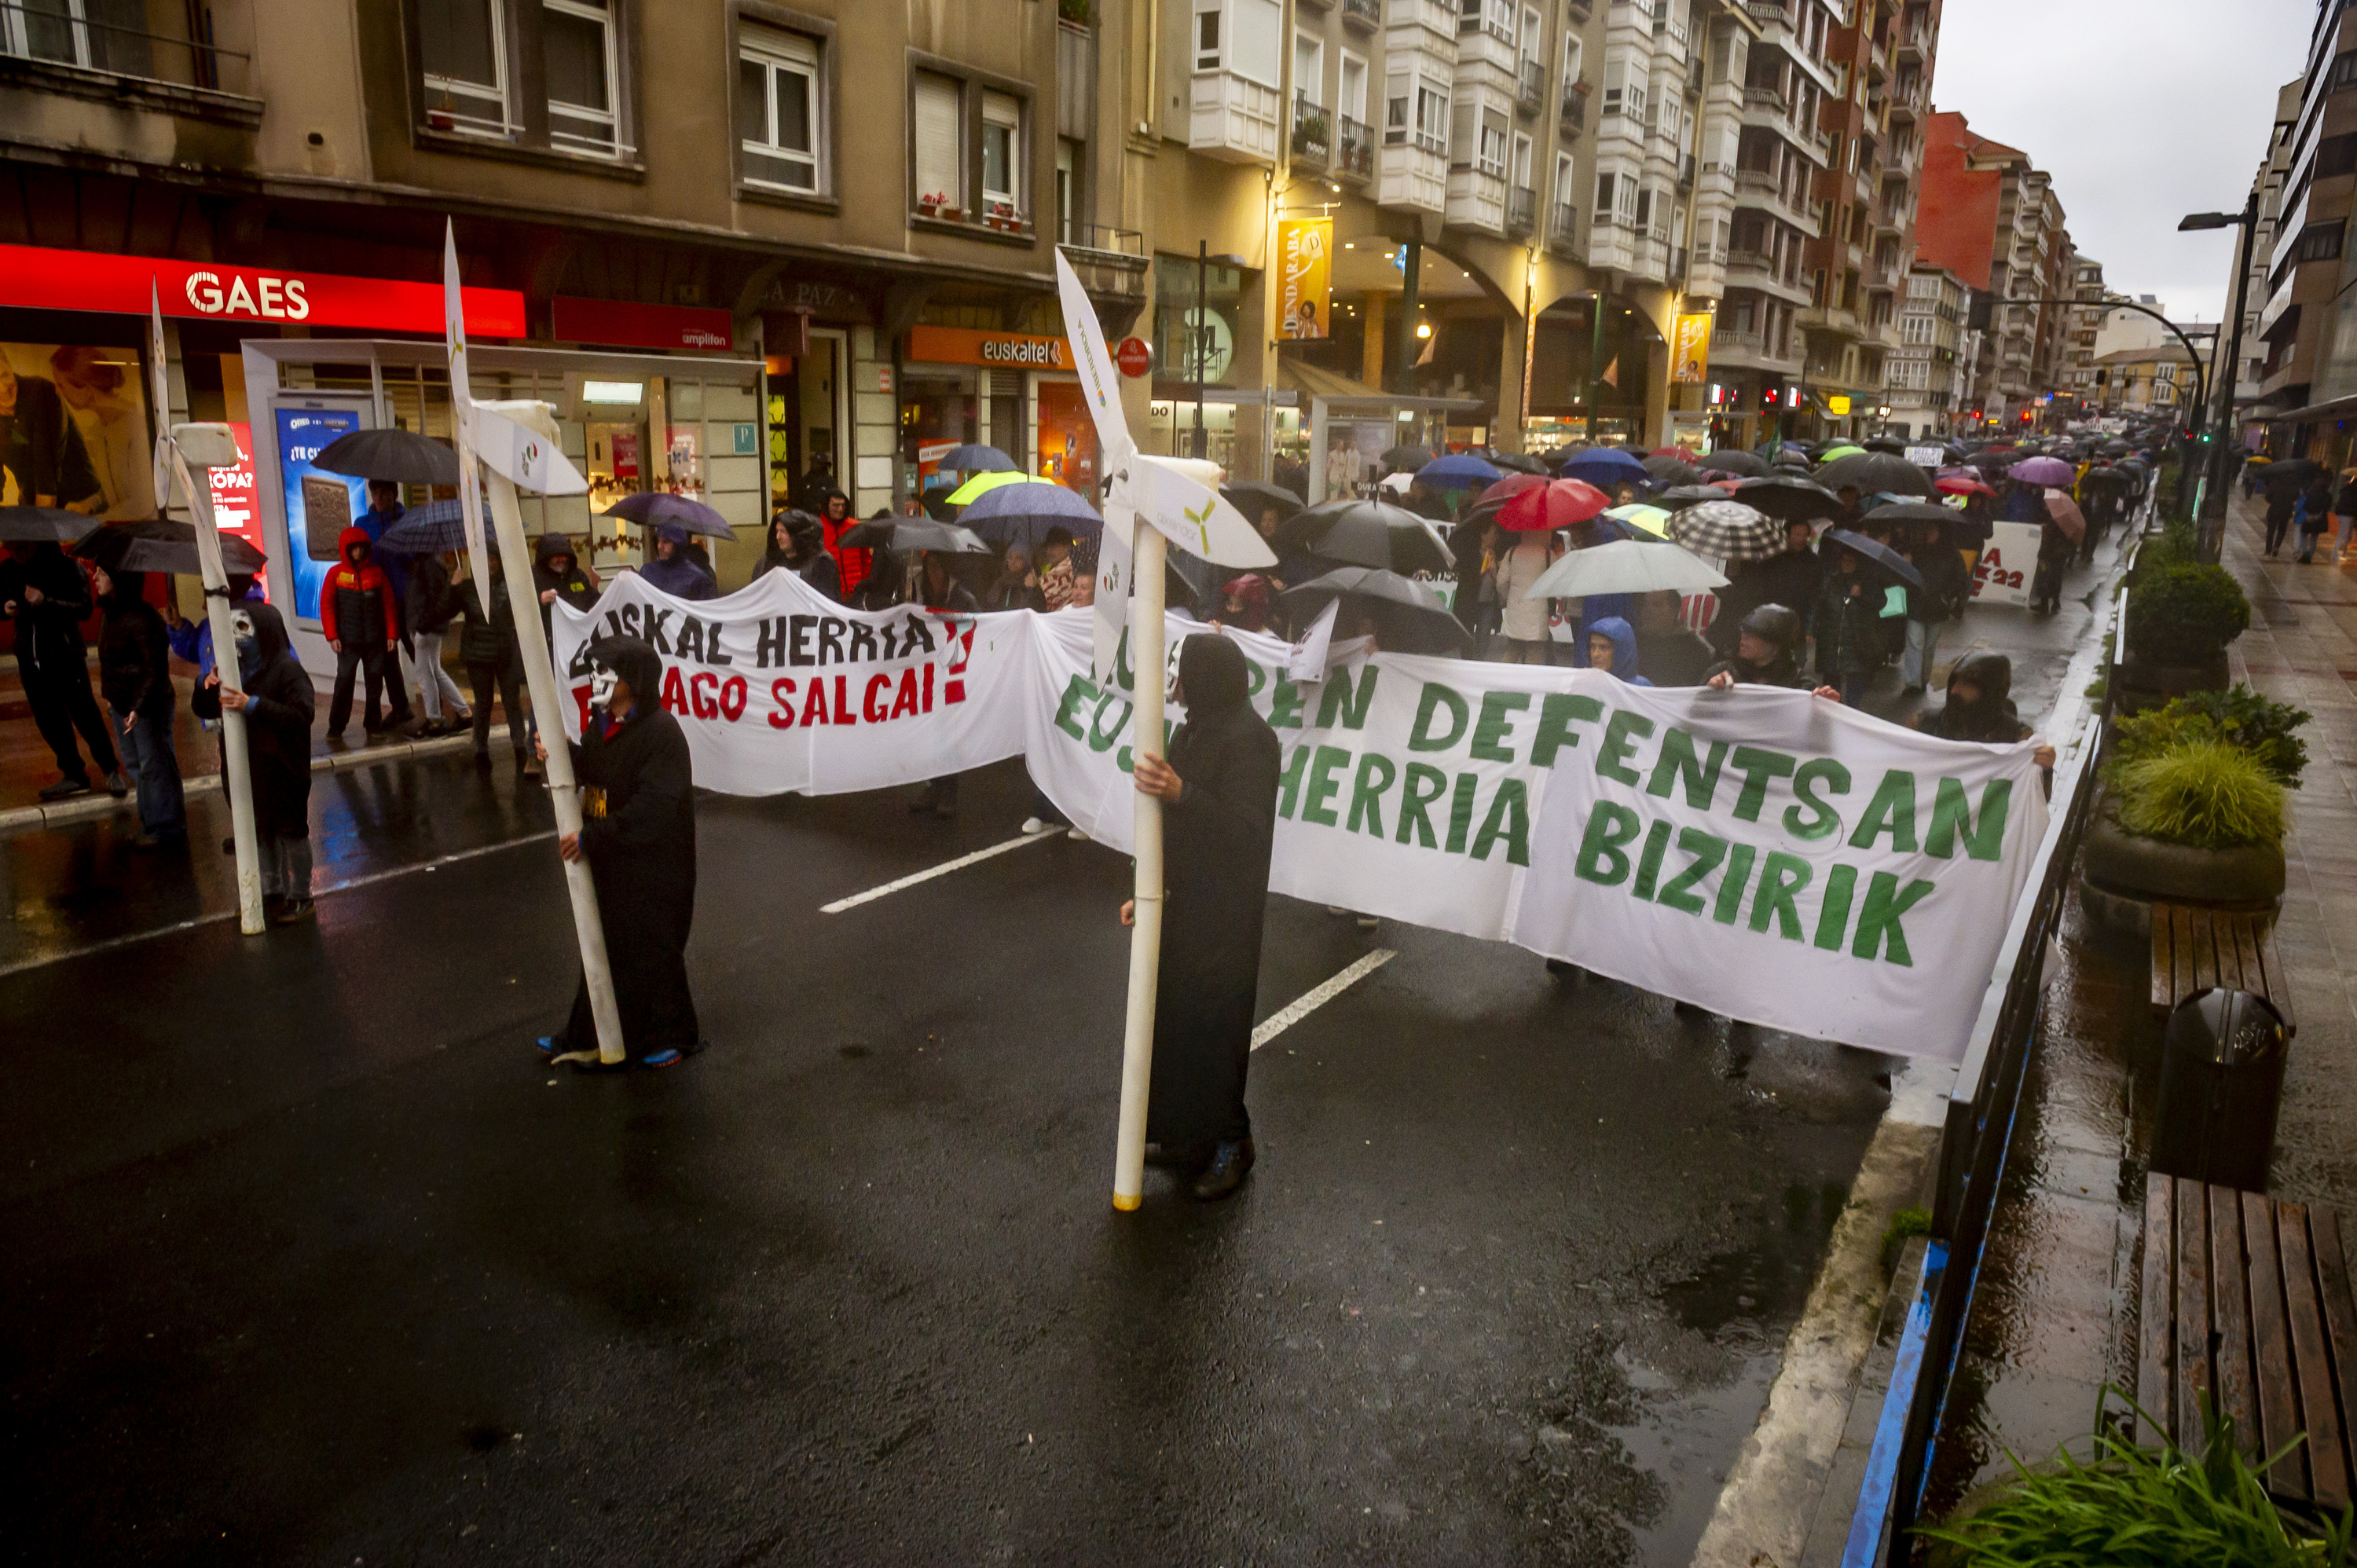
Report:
1583,614,1652,687
638,521,717,601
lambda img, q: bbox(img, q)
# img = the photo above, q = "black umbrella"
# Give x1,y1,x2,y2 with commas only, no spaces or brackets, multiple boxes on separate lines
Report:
2260,458,2322,493
1697,449,1769,477
1656,484,1732,510
1644,453,1703,487
603,490,737,540
1822,528,1923,588
933,443,1018,473
73,518,266,577
0,505,102,544
1732,474,1844,522
1860,501,1959,529
1221,480,1305,521
373,500,469,553
1279,498,1453,573
1863,436,1910,455
1281,567,1469,655
1815,452,1935,497
1380,444,1435,473
1490,452,1549,475
837,517,988,553
311,427,460,486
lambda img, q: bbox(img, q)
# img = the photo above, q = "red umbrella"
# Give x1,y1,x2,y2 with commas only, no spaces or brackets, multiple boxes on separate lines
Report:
1936,473,1996,497
1497,478,1611,532
2042,489,2087,542
1708,477,1744,492
1649,445,1683,458
1470,471,1552,512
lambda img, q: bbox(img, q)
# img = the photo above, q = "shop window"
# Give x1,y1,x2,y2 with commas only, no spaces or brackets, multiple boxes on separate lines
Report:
544,0,619,155
739,24,824,193
981,90,1024,217
912,71,963,211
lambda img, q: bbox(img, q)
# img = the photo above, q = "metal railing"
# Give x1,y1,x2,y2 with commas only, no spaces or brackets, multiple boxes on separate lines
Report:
1506,185,1536,233
1342,0,1382,22
1336,114,1373,177
0,0,252,95
1517,58,1546,110
1059,224,1146,256
1550,203,1579,246
1291,94,1331,163
1560,79,1589,130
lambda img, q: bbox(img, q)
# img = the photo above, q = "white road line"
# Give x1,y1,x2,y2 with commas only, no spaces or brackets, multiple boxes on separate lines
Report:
820,830,1061,914
0,831,555,981
1251,948,1396,1050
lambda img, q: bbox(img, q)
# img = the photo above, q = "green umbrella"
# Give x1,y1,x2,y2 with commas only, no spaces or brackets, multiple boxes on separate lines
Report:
1816,444,1867,463
944,469,1034,506
1603,503,1672,538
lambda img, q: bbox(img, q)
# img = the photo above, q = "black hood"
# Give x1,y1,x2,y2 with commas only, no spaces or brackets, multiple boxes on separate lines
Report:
590,634,665,711
1947,650,2012,709
102,567,150,608
533,533,577,574
1178,632,1248,715
239,600,294,670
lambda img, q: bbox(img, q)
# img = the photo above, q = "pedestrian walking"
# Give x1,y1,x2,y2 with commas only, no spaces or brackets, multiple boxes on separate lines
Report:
639,521,717,600
456,553,534,777
908,551,977,819
2264,476,2298,556
2295,472,2334,564
353,482,420,734
196,602,316,923
321,525,402,742
92,566,185,848
1808,543,1883,705
2029,507,2074,614
533,635,707,1070
1901,522,1970,693
2,539,126,800
2331,467,2357,566
1490,528,1553,663
405,548,473,735
1122,633,1280,1200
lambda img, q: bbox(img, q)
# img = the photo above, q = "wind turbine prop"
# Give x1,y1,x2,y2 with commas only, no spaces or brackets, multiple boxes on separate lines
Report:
1051,249,1274,1211
444,222,624,1067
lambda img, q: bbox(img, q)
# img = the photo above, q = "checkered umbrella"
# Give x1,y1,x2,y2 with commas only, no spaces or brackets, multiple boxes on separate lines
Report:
1666,500,1782,562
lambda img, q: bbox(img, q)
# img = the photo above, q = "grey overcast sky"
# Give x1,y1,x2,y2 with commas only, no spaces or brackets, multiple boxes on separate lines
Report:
1930,0,2315,324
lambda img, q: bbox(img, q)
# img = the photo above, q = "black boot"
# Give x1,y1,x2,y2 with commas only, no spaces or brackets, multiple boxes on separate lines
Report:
1189,1138,1255,1201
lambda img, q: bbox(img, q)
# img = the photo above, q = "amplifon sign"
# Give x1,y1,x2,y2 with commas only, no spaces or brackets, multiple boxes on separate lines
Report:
551,296,737,353
904,325,1072,369
0,242,527,335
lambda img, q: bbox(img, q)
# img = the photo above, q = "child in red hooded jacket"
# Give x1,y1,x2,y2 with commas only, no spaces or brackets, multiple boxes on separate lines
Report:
321,525,403,741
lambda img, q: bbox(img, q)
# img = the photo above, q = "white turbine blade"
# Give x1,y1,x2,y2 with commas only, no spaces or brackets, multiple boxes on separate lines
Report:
1128,453,1276,569
465,401,587,496
1054,248,1133,466
443,221,473,412
147,281,175,512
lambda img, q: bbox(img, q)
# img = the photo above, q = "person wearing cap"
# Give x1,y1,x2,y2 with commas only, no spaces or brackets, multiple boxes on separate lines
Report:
533,635,707,1070
638,521,717,601
1703,603,1840,698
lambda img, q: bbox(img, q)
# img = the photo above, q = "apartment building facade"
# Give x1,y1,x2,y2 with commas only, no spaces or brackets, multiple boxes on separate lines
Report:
2252,2,2357,424
1912,109,2069,428
1882,260,1964,436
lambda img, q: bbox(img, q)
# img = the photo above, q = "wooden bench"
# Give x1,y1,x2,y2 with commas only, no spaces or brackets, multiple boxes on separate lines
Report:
2137,1174,2357,1510
2150,903,2297,1036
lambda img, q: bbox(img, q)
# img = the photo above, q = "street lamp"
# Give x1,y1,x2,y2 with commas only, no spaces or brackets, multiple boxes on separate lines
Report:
2179,198,2260,559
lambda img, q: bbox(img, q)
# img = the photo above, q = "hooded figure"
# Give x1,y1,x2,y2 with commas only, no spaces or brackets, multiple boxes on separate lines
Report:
194,602,317,921
640,521,718,601
761,508,842,602
544,634,705,1068
532,533,599,644
1702,602,1813,690
321,524,402,738
1140,633,1282,1199
1920,650,2031,744
1,539,119,799
1217,572,1272,634
1583,614,1654,687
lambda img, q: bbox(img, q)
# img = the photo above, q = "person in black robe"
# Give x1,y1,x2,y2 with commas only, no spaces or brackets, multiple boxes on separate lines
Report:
195,603,318,923
534,635,706,1069
1123,634,1281,1200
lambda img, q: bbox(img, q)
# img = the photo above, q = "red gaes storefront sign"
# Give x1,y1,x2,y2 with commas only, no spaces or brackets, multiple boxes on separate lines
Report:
0,243,528,335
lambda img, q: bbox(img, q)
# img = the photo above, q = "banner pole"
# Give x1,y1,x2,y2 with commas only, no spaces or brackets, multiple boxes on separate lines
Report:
484,469,625,1066
1111,524,1168,1211
171,444,265,934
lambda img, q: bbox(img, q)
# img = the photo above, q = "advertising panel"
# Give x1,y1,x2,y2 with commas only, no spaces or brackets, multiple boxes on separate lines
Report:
1,341,156,518
1278,218,1332,340
274,405,370,623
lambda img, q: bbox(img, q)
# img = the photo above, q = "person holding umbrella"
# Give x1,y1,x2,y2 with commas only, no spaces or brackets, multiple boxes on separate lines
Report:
456,548,533,778
637,519,717,600
405,545,472,735
1900,520,1969,692
1808,536,1888,705
91,562,184,848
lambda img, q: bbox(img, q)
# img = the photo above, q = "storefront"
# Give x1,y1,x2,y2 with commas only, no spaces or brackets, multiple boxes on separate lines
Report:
1305,394,1482,502
898,325,1089,503
757,276,870,511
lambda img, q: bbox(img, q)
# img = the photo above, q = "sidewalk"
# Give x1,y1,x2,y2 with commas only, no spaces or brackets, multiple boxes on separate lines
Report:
1915,493,2357,1524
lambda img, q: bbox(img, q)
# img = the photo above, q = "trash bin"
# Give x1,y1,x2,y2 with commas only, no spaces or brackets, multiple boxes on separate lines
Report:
2150,987,2291,1191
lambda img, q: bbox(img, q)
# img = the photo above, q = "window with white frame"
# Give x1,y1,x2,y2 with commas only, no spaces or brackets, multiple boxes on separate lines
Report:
1563,31,1582,84
912,71,963,210
1512,131,1532,190
1294,31,1322,103
981,90,1024,216
1521,7,1541,61
1458,0,1516,42
1056,138,1079,243
738,24,823,193
418,0,511,134
2,0,155,73
1554,149,1574,210
1595,169,1615,221
1387,70,1447,151
1194,0,1219,69
1476,104,1508,175
543,0,619,154
1900,312,1932,345
1339,51,1366,123
1197,0,1281,85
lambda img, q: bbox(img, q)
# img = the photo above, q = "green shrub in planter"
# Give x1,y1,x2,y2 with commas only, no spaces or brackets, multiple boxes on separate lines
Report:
1917,1393,2353,1566
2113,686,2312,787
2115,741,2286,850
2126,561,2252,666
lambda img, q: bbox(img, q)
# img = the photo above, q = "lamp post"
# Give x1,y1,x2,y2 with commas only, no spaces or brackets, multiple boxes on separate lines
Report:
2180,196,2260,561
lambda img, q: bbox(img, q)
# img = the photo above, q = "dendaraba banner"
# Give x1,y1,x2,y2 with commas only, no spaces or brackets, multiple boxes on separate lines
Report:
556,573,2049,1061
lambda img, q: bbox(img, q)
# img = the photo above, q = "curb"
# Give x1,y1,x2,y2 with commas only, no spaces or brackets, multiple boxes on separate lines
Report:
0,724,515,838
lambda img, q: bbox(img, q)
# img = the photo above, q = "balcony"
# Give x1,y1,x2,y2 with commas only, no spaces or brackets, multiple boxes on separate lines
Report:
1507,184,1537,234
1678,152,1696,190
0,4,263,131
1517,58,1546,115
1669,245,1689,282
1380,141,1447,214
1746,1,1791,24
1445,165,1508,235
1550,202,1581,251
1335,114,1373,180
1189,70,1281,163
1896,12,1929,60
1743,84,1788,114
1560,79,1589,134
1387,0,1455,39
1688,247,1725,299
1342,0,1381,24
1290,97,1331,164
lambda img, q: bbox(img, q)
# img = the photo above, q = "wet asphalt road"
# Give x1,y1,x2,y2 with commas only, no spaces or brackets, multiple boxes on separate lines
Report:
3,750,1890,1566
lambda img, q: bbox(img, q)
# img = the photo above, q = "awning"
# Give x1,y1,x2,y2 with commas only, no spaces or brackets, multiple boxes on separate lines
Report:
2262,390,2357,425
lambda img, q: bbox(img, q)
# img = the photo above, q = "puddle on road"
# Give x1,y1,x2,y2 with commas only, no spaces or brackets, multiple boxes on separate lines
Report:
1660,1181,1849,1342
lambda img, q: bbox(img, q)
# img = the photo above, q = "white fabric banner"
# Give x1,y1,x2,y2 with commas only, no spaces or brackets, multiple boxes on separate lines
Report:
555,574,2050,1061
1971,522,2041,607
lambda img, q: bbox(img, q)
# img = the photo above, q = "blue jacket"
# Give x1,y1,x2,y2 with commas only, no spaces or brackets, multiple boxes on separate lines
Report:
1586,614,1653,687
355,505,410,607
639,553,717,601
166,581,269,683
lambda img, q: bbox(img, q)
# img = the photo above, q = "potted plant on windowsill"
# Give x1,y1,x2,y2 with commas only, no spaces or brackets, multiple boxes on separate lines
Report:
2116,522,2251,711
917,191,963,222
984,200,1028,233
427,89,458,133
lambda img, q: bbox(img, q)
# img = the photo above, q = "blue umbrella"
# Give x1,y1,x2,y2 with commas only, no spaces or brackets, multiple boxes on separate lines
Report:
601,490,736,540
1415,452,1503,489
373,500,468,553
1561,447,1651,489
935,443,1019,473
956,479,1102,548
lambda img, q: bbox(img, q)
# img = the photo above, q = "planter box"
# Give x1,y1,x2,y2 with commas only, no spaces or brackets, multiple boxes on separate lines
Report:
2113,653,2228,716
2079,792,2285,932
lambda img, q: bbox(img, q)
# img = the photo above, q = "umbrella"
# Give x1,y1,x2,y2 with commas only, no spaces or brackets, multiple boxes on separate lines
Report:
1655,485,1730,510
73,518,266,577
1522,537,1725,600
1469,472,1552,512
1816,452,1934,496
2007,456,2077,486
311,427,460,486
1697,449,1768,477
1601,504,1672,538
1816,444,1868,463
1377,471,1416,493
1668,500,1783,562
838,517,989,553
0,505,102,544
1380,443,1435,472
956,480,1103,547
373,499,469,552
2257,457,2321,492
1935,473,1996,498
1497,478,1612,533
2041,489,2088,543
933,443,1018,473
1731,474,1843,523
1561,446,1650,489
1221,481,1305,522
1490,452,1549,475
1279,498,1453,573
1863,436,1910,455
603,490,737,540
1417,452,1504,489
1281,567,1468,656
2079,467,2134,492
1821,528,1923,588
944,469,1036,507
1860,501,1959,529
1644,453,1703,487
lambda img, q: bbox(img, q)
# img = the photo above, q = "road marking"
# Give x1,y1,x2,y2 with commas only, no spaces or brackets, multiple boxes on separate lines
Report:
820,830,1060,914
1251,948,1395,1050
0,831,555,980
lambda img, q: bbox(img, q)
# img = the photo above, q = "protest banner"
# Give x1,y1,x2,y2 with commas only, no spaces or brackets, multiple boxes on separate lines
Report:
1970,521,2041,607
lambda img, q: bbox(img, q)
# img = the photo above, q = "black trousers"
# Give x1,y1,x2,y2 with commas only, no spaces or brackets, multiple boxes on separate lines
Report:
328,643,389,735
20,653,115,782
2265,512,2294,553
468,661,524,757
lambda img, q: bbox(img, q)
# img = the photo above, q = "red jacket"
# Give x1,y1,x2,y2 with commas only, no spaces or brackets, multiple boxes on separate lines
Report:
320,526,401,646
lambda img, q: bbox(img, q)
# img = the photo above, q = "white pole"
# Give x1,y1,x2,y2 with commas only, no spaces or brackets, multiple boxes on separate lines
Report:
1111,524,1168,1211
168,445,265,935
483,470,625,1065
